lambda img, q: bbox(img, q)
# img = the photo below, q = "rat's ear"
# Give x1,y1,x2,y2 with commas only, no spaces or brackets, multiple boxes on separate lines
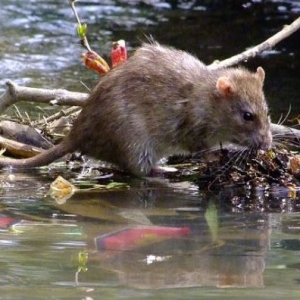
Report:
256,67,265,83
216,77,235,98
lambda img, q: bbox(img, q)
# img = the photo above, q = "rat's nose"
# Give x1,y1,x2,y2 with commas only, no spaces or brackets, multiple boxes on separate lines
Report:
256,129,273,150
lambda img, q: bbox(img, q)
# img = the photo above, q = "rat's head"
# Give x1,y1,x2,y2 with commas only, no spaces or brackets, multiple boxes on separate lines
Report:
210,67,272,150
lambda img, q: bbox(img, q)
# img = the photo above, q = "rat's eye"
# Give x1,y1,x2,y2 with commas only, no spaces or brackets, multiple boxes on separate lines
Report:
243,112,254,121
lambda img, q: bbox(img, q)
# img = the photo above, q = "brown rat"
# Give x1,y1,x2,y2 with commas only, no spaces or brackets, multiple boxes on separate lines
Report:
0,43,272,175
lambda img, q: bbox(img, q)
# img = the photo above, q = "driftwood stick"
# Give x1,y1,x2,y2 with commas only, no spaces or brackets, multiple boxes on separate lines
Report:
208,16,300,70
0,80,89,114
0,135,44,158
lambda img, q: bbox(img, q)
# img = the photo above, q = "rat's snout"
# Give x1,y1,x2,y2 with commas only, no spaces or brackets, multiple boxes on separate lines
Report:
253,127,273,150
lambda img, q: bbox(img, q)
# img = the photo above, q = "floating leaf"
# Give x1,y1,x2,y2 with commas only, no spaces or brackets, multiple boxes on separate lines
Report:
49,176,78,204
82,50,110,75
106,182,130,190
74,181,129,191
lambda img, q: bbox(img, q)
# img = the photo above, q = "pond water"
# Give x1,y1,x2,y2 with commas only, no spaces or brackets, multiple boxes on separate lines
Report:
1,1,300,299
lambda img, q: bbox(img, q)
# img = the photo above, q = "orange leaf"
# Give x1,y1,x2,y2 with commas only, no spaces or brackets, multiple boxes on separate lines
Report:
82,51,110,75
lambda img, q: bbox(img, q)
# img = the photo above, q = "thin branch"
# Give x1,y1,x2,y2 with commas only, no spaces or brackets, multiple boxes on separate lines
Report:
0,80,88,114
33,106,81,127
69,0,92,51
208,16,300,70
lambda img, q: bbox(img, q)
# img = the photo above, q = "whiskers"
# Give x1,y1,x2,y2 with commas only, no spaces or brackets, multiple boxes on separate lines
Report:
277,104,292,126
193,141,254,174
272,134,300,149
271,117,300,150
216,145,253,175
199,146,252,191
193,115,300,190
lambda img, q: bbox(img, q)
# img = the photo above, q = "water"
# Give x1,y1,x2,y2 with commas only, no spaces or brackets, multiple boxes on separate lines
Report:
1,171,300,299
1,1,300,299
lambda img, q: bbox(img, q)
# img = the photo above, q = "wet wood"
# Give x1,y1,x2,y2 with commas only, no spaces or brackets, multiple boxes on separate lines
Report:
0,135,45,158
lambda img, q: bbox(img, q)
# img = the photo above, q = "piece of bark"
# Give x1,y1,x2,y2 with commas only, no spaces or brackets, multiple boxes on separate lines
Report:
0,120,53,149
0,135,45,158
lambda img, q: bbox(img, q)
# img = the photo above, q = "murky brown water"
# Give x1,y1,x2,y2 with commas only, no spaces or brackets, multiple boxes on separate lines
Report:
1,1,300,299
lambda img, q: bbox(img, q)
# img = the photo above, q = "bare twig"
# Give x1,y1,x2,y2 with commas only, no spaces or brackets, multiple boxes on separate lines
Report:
0,80,88,114
33,106,81,127
208,16,300,70
68,0,92,52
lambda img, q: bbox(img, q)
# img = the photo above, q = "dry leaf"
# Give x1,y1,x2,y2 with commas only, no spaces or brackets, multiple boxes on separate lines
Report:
289,156,300,175
49,176,78,204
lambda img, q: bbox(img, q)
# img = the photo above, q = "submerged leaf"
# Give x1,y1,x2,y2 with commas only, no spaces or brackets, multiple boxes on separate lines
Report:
75,249,89,285
205,200,219,243
78,250,88,272
106,182,130,190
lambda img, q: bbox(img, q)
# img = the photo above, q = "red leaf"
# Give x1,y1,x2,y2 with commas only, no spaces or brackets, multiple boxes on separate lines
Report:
111,40,127,68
